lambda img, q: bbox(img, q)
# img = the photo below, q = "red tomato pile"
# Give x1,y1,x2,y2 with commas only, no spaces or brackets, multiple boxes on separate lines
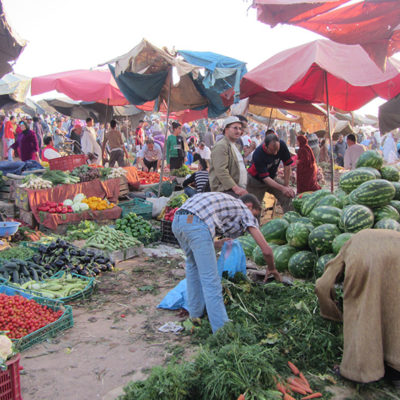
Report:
37,201,73,214
137,171,169,185
0,294,63,339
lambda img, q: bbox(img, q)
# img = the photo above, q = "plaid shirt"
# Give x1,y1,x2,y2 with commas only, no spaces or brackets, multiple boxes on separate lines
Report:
180,192,259,238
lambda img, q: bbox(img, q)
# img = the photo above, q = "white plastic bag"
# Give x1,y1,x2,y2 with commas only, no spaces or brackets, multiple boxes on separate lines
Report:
146,196,169,217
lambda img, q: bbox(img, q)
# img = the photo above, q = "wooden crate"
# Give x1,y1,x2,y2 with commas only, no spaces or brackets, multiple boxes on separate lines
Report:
119,176,129,199
19,210,38,228
0,200,16,218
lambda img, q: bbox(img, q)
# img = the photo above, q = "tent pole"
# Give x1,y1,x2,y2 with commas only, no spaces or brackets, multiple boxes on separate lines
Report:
267,107,273,129
325,71,334,193
158,69,172,197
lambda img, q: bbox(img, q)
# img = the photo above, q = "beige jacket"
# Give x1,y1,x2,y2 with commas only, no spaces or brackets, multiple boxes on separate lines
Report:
209,136,241,192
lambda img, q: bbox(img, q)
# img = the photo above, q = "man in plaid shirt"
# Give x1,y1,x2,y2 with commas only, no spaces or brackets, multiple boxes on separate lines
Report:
172,192,280,333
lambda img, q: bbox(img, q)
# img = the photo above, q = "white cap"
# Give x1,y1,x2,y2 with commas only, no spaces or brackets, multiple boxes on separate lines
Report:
222,116,243,131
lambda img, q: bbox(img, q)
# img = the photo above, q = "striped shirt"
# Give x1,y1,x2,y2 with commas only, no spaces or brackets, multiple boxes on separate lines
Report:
182,171,210,193
180,192,259,238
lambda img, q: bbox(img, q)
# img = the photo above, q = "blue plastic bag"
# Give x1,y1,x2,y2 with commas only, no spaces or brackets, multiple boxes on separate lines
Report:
157,240,246,311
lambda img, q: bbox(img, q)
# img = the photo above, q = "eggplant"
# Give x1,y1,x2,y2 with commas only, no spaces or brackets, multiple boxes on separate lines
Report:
55,260,65,268
38,245,47,253
69,249,78,256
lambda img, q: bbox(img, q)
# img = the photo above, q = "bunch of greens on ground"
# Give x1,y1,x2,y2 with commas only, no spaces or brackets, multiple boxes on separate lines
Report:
119,277,343,400
171,165,191,177
66,220,99,241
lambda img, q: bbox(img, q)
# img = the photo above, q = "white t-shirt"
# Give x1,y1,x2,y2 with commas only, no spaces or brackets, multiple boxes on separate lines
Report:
231,143,247,189
344,144,366,170
241,135,251,148
43,147,61,160
196,146,211,160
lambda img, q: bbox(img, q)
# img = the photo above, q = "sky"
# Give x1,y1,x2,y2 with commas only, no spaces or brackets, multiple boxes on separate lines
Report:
3,0,385,116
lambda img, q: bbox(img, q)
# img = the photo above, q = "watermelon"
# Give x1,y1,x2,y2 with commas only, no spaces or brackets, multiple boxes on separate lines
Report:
300,189,331,216
332,232,353,254
315,253,335,278
374,218,400,231
350,179,395,208
391,182,400,200
288,251,317,279
292,192,312,214
373,205,400,222
272,245,297,272
356,167,381,179
283,211,302,224
286,222,311,248
293,217,315,232
340,204,374,233
389,200,400,215
308,224,341,255
238,235,256,257
355,150,383,170
339,169,376,193
252,244,279,265
260,218,289,244
317,194,342,209
309,206,342,226
380,166,400,182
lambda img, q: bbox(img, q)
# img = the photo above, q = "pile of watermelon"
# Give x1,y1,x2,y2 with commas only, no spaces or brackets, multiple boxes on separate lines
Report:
238,151,400,281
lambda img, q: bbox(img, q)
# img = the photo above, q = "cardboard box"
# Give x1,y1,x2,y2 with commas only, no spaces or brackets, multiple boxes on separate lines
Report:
15,187,30,211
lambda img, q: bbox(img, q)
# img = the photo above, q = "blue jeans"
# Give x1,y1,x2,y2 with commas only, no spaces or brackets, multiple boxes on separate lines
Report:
184,186,197,198
172,214,229,333
6,138,14,161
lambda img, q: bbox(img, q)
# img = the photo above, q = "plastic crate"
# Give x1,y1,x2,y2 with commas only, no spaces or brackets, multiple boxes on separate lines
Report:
119,198,153,219
0,285,74,352
0,271,96,304
161,220,179,245
0,354,22,400
49,154,87,172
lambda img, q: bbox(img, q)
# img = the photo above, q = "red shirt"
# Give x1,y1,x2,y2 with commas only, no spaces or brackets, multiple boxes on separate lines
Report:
4,120,15,139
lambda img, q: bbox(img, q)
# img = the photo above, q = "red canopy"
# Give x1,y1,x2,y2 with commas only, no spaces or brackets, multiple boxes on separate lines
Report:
31,69,129,106
253,0,400,70
239,39,400,111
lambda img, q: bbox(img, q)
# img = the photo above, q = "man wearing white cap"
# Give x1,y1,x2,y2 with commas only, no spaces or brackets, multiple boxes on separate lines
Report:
209,116,248,197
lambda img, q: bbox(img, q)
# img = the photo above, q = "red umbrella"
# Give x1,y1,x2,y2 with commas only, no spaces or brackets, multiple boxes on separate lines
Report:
240,39,400,112
253,0,400,70
31,69,129,106
238,39,400,190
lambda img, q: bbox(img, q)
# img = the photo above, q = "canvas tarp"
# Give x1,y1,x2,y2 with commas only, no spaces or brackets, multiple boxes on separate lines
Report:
379,94,400,134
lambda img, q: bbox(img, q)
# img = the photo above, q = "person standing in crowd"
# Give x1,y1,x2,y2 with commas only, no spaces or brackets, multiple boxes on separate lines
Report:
53,118,66,150
4,115,16,161
11,121,40,162
296,135,321,193
209,116,248,197
172,192,280,333
182,158,210,197
289,124,297,147
70,124,82,154
32,117,44,149
166,122,186,170
334,134,347,167
81,118,102,164
102,119,128,167
247,132,295,212
135,120,145,150
194,141,211,163
306,131,320,163
96,123,106,146
137,138,162,171
203,127,215,149
41,136,61,161
382,132,398,163
344,134,366,170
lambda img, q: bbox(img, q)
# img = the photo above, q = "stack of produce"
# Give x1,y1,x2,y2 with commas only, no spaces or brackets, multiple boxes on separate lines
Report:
19,175,52,189
66,221,99,241
159,193,188,221
107,167,127,179
84,226,141,251
62,194,90,213
170,164,191,177
8,273,90,300
115,213,157,244
37,201,73,214
35,239,113,276
137,171,169,185
0,294,63,339
71,165,101,182
81,196,115,211
41,170,80,186
0,258,56,283
239,151,400,280
0,246,36,261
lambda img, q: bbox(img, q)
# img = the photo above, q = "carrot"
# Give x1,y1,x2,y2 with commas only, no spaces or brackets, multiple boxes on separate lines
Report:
289,384,307,395
293,377,312,394
276,382,287,394
237,395,245,400
301,393,323,399
288,361,300,375
284,394,297,400
299,372,312,390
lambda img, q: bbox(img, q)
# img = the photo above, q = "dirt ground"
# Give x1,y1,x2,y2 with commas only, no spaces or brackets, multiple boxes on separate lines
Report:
19,248,193,400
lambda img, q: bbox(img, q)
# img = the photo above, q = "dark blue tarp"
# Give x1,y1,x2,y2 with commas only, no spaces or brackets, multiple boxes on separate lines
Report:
0,160,43,176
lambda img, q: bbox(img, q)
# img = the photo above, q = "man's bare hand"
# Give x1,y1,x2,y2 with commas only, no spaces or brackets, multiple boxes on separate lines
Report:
232,185,248,196
263,268,282,283
282,186,295,198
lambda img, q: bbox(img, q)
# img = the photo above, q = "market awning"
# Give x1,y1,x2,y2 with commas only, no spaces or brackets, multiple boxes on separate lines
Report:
378,94,400,134
252,0,400,70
